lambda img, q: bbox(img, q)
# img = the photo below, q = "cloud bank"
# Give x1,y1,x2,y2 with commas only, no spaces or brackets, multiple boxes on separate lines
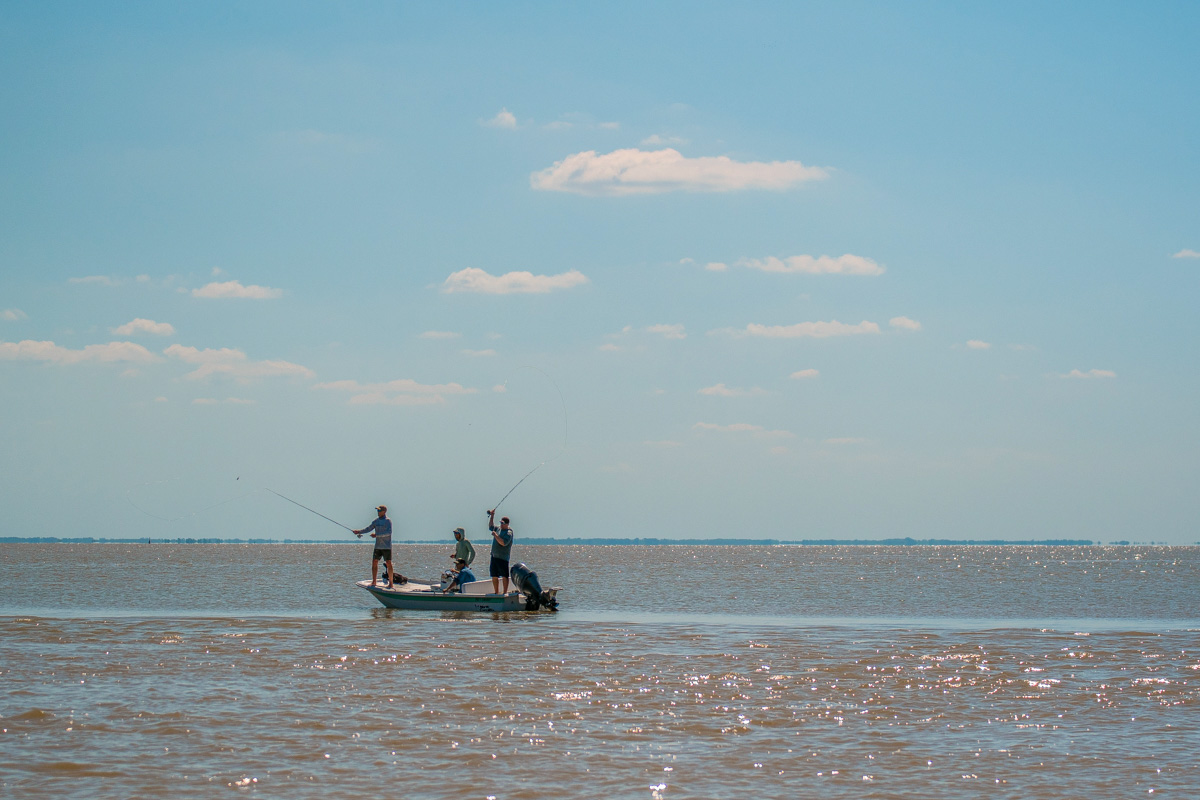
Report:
314,378,478,406
646,324,686,340
1060,369,1116,379
726,320,880,339
2,309,27,321
889,316,922,331
693,421,794,439
531,148,828,196
0,340,157,365
739,254,884,276
164,344,313,380
1171,249,1199,259
442,268,589,295
484,108,518,129
192,280,283,299
698,383,767,398
113,318,176,336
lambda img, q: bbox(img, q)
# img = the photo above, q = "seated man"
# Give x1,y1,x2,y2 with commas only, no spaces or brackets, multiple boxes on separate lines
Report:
442,558,476,593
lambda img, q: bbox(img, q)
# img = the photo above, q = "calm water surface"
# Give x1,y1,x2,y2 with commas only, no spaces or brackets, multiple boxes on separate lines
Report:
1,544,1197,798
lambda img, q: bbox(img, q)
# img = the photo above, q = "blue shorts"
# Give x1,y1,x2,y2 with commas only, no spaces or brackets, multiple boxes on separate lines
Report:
489,556,509,579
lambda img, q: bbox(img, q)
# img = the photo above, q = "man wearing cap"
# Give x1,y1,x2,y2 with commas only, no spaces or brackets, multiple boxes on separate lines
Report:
486,508,514,595
442,557,476,593
451,527,475,568
353,505,397,588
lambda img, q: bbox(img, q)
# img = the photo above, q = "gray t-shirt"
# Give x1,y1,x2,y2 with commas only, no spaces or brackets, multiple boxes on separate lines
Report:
362,517,392,548
489,523,513,561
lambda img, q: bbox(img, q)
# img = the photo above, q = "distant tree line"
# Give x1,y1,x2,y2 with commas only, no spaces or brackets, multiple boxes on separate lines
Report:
0,536,1122,545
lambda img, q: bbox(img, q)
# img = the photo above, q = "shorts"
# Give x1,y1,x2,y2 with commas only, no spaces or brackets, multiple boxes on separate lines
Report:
489,556,509,579
373,548,392,561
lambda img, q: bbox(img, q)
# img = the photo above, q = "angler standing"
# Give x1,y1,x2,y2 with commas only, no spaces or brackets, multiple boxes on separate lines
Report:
354,505,400,588
487,508,514,595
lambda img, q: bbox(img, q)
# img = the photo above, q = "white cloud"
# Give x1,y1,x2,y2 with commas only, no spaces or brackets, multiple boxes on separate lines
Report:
646,323,686,340
314,377,478,406
693,421,794,439
492,384,507,393
725,320,880,339
739,254,884,276
705,262,728,272
678,257,695,266
531,148,829,196
461,348,496,357
112,318,176,337
164,344,314,380
484,108,518,129
191,280,283,300
1171,249,1200,259
641,134,689,147
442,268,589,295
889,316,922,331
193,397,254,405
2,309,27,321
0,339,158,365
69,275,120,286
420,331,461,340
1060,368,1116,379
790,368,820,379
154,396,168,403
966,340,991,349
698,383,767,397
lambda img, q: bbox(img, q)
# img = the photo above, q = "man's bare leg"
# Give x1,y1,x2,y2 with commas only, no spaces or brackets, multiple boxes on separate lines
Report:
371,558,379,586
492,577,499,594
502,577,510,594
386,560,394,588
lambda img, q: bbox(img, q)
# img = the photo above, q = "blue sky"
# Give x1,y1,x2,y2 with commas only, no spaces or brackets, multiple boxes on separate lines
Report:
1,2,1197,543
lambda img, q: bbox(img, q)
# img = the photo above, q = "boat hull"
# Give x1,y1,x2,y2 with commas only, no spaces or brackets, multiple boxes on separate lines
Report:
357,580,527,612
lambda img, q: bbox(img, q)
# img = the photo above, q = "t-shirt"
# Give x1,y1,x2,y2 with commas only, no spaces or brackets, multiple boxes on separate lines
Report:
362,517,392,548
454,538,476,565
457,567,476,586
489,523,513,561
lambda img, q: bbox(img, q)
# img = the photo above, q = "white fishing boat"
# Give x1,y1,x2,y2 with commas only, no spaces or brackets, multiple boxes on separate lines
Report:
357,562,559,612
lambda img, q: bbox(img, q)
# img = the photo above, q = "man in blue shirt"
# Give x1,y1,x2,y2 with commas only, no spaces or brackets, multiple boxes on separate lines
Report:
353,505,397,588
442,558,476,593
487,508,514,595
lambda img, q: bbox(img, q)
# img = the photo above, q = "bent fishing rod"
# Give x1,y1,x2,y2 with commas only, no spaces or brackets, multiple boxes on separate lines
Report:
264,488,359,535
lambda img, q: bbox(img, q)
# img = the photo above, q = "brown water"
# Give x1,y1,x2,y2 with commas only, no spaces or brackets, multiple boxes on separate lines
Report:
1,544,1197,798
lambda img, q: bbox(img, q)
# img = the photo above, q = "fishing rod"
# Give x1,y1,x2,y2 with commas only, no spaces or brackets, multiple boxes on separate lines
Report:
264,488,358,534
489,365,568,514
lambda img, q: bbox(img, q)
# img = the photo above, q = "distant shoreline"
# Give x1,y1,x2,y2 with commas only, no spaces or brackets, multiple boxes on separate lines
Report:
4,536,1185,546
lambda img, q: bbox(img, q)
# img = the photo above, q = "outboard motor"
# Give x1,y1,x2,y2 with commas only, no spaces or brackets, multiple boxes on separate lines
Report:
509,563,558,611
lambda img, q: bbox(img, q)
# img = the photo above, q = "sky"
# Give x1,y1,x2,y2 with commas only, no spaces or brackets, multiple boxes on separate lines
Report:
1,2,1197,544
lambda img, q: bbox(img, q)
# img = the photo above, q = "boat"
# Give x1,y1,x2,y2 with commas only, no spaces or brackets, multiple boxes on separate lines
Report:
357,562,560,612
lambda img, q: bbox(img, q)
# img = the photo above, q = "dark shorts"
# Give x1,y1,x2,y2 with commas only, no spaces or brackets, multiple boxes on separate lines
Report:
489,556,509,579
373,548,392,561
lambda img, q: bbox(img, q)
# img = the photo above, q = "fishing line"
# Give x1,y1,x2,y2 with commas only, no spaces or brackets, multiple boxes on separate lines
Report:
127,477,356,535
263,489,357,534
125,477,261,523
490,365,568,513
